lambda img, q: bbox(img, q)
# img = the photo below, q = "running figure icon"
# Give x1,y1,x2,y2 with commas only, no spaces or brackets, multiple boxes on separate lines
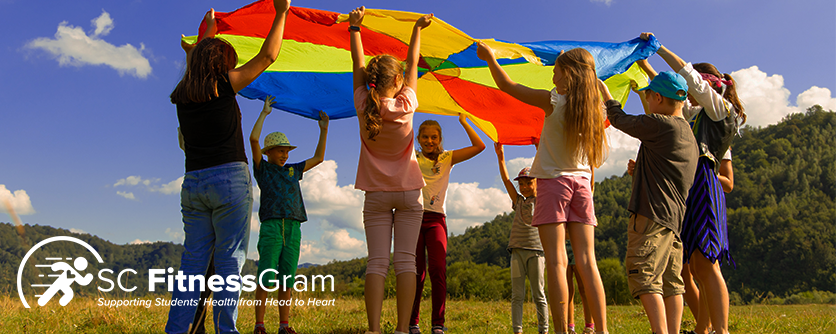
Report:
37,257,94,306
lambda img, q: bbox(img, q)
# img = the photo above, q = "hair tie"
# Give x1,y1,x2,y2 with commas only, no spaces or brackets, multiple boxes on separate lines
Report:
700,73,732,88
368,83,376,88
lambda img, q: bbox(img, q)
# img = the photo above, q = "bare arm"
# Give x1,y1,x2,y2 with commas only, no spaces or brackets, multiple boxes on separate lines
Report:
451,114,486,165
476,42,552,115
404,14,433,90
640,33,685,73
632,81,650,114
304,111,330,172
180,9,218,64
718,159,733,193
349,6,367,91
228,0,291,92
636,58,657,79
495,143,518,203
249,96,275,170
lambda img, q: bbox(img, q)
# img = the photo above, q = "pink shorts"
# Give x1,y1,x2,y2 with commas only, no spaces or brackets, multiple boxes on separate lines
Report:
531,175,597,227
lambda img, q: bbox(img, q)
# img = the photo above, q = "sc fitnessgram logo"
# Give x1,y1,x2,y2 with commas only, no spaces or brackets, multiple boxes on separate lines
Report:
17,236,104,308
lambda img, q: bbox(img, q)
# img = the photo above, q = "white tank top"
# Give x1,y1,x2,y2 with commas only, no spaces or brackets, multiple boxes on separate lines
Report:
529,89,592,179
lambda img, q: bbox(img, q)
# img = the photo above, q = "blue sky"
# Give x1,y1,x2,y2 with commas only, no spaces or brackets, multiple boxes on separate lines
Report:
2,0,834,264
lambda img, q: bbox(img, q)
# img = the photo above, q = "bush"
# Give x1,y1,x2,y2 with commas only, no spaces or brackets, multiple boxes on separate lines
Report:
597,258,634,305
446,261,511,301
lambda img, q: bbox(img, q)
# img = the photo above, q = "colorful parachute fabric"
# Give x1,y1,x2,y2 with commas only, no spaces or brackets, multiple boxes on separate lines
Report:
183,0,659,145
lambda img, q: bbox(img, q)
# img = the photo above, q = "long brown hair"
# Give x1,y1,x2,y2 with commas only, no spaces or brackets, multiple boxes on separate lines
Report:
556,48,608,168
170,38,238,104
417,120,443,161
693,63,746,125
363,55,403,140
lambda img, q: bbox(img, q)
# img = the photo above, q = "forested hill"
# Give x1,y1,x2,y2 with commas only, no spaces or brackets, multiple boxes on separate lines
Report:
2,107,833,303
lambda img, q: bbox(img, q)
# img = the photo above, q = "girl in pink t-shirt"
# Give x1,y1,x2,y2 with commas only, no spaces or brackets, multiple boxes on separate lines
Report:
349,6,432,334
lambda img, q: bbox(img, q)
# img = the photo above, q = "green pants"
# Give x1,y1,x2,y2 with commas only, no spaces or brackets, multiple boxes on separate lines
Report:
257,218,302,288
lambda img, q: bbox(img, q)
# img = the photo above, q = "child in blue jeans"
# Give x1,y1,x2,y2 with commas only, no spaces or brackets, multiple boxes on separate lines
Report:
249,96,329,334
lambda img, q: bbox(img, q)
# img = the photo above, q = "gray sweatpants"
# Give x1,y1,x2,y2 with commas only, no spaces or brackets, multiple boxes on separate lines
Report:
510,248,549,333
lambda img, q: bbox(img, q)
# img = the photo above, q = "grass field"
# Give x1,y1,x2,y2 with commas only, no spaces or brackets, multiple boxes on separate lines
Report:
2,295,834,333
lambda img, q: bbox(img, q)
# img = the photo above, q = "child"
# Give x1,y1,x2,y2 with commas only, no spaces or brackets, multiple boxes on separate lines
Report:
477,43,610,334
168,2,289,333
409,115,485,334
249,95,329,334
598,70,698,334
349,6,432,334
496,144,549,334
642,32,746,334
566,239,593,334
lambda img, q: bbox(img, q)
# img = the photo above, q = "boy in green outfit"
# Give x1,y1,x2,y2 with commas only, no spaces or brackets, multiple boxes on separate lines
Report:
249,96,329,334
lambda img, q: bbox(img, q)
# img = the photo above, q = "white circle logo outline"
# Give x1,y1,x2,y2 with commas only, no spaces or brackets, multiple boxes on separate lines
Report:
17,236,105,308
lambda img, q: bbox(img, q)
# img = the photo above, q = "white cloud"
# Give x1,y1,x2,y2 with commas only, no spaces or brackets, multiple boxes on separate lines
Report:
151,177,183,195
299,160,364,232
445,182,510,235
597,127,640,180
112,175,182,199
797,86,836,112
165,227,184,243
0,185,36,215
116,191,136,200
250,214,260,233
299,220,367,264
129,239,151,245
248,251,260,260
24,10,152,78
69,228,86,234
591,0,613,6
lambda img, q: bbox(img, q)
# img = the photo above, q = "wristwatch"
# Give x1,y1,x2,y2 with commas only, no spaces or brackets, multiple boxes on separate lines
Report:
349,25,361,32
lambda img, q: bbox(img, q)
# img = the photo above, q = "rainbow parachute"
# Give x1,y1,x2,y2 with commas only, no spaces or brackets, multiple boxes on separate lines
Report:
183,0,659,145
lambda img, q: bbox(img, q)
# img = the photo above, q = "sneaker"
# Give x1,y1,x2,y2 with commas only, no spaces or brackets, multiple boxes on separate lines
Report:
253,326,268,334
278,326,298,334
431,325,447,334
582,328,595,334
409,325,422,334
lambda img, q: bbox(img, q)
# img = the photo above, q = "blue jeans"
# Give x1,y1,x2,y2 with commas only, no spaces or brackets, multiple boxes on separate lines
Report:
165,162,253,334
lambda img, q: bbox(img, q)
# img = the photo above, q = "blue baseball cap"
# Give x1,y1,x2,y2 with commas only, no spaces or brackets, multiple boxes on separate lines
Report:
638,71,688,101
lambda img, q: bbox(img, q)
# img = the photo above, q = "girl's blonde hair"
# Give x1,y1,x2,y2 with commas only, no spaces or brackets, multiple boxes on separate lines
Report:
417,120,444,161
556,48,608,168
363,55,404,140
171,38,238,104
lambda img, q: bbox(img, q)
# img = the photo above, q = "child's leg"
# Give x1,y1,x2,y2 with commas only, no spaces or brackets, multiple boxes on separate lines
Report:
362,191,396,332
682,264,710,333
528,251,549,334
392,190,424,333
410,222,428,326
690,252,729,334
574,267,592,329
663,294,683,334
255,219,284,325
567,265,575,329
538,223,569,333
423,213,448,327
510,249,526,334
638,293,668,334
276,219,303,325
565,223,607,332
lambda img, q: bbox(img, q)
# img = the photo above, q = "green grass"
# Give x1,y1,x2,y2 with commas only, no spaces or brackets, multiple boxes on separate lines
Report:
2,295,834,333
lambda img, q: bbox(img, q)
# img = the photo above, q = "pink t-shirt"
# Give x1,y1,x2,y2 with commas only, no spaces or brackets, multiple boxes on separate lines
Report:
354,86,425,191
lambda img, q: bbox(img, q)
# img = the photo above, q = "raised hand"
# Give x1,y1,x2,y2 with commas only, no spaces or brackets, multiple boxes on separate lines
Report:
415,13,433,29
494,142,504,159
639,32,654,41
262,95,275,115
318,111,330,130
627,159,636,176
476,41,495,61
349,6,365,26
274,0,291,13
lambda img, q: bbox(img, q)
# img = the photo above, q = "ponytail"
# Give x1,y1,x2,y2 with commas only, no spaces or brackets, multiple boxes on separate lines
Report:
362,55,404,140
722,73,746,125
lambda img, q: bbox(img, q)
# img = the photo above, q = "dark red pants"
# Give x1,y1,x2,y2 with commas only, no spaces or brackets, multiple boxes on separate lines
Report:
410,211,448,327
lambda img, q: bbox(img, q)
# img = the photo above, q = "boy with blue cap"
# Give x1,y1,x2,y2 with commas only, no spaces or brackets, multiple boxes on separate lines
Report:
597,71,698,334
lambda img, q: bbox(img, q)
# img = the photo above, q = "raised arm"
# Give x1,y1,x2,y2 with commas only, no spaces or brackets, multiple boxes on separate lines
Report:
304,111,330,172
476,42,552,114
250,96,275,170
180,9,219,62
404,14,433,90
451,114,486,165
228,0,291,92
349,6,367,91
718,159,733,193
640,33,685,73
495,143,518,203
